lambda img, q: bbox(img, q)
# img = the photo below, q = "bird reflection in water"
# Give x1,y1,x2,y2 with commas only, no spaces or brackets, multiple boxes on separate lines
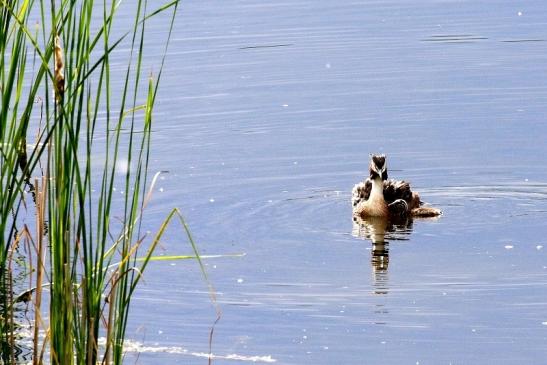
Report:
352,215,413,295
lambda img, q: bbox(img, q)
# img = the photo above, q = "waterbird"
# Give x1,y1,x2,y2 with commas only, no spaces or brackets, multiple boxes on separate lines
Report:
352,154,442,219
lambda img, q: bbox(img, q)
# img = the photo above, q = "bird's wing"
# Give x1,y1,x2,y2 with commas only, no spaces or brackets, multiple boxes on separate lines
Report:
383,179,413,205
352,179,372,206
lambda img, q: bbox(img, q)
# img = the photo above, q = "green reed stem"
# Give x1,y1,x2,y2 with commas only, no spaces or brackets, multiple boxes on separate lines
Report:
1,0,181,363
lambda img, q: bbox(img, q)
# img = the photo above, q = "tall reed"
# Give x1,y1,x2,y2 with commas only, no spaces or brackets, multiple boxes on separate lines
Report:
1,0,46,358
1,0,184,363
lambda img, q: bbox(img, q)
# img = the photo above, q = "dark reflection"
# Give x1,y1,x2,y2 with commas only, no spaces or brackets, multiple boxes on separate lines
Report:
352,215,413,295
0,266,32,362
421,34,488,43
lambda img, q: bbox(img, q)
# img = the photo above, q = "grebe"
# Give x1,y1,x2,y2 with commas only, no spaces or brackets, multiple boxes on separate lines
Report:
352,154,442,219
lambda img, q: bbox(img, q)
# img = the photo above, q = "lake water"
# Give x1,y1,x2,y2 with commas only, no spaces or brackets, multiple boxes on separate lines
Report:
117,1,547,364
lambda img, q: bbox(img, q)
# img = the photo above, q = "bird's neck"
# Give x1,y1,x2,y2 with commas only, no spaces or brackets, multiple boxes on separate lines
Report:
370,177,384,201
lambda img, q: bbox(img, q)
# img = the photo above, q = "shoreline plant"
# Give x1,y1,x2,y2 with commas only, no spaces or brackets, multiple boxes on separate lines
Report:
0,1,217,364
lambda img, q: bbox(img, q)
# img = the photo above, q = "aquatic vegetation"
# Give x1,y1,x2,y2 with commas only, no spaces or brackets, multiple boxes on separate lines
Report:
0,0,210,363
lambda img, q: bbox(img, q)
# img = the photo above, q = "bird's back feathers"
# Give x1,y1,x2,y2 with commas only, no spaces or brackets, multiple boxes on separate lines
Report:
352,179,420,207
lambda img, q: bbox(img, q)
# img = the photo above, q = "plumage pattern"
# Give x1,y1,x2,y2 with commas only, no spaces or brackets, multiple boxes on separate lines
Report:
352,179,420,209
351,180,371,207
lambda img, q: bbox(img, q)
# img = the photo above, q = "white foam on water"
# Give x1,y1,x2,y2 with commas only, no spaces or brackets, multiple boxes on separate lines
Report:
101,338,276,363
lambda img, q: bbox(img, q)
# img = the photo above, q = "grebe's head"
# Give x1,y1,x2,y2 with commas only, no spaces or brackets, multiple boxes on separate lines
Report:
369,154,388,180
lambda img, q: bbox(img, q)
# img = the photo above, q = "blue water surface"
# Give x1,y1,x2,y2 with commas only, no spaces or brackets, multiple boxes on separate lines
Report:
119,1,547,364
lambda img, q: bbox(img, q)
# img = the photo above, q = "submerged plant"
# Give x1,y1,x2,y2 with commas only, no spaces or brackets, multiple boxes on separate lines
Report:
0,0,210,364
